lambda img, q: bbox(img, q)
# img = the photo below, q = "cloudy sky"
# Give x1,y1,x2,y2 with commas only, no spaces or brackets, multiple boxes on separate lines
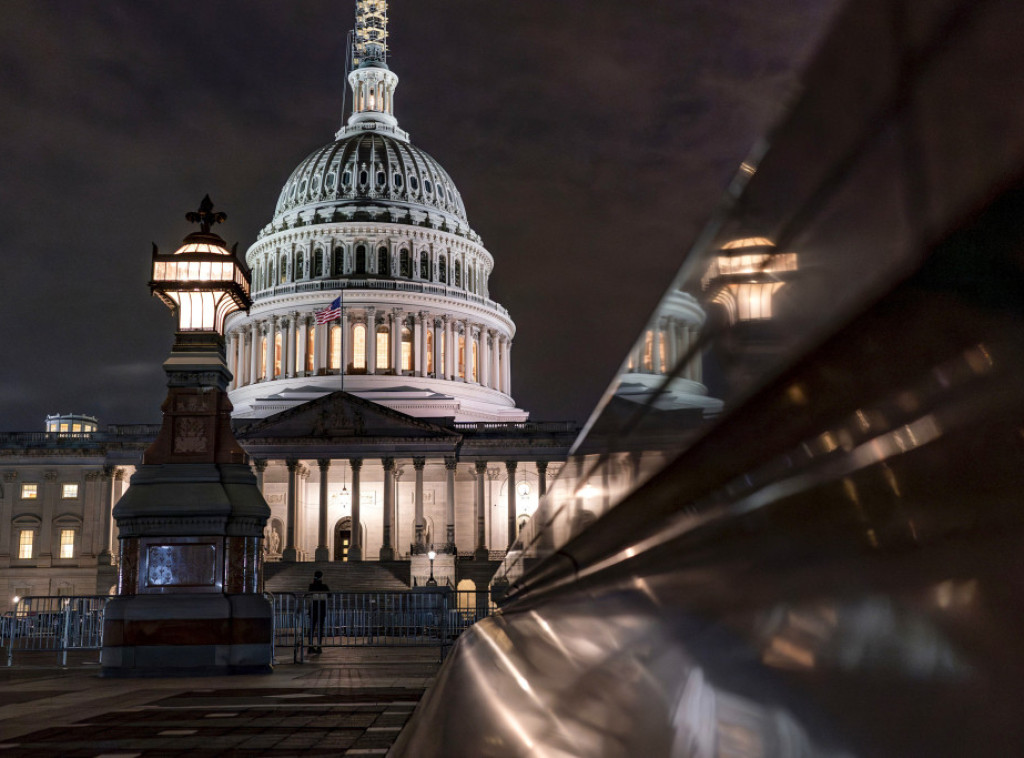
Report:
0,0,839,431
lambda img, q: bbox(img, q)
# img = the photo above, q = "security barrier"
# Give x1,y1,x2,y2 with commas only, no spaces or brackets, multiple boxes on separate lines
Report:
270,589,493,662
3,590,492,666
3,596,108,667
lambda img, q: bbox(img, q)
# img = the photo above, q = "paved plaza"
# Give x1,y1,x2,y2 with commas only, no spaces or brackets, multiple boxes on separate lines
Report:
0,648,440,756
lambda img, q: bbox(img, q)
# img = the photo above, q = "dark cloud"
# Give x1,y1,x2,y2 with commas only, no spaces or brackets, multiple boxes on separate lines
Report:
0,0,839,430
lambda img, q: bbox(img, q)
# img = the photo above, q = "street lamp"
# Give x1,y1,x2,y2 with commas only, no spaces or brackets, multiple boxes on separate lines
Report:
150,195,251,336
426,549,437,586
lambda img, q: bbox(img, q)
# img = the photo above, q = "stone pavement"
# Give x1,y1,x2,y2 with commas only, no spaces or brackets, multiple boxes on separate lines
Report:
0,648,440,756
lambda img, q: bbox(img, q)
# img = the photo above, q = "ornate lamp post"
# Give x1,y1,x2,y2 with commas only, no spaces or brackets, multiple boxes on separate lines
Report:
102,197,273,676
426,549,437,586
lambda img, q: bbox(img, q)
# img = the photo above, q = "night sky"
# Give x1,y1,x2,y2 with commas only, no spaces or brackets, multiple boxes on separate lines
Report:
0,0,838,432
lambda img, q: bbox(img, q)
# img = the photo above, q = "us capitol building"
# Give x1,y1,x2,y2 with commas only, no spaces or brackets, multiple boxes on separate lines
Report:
0,0,719,609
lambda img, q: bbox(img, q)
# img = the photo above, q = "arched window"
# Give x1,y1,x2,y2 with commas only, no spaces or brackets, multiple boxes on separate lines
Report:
426,330,434,374
268,261,275,287
314,249,324,277
401,327,413,371
376,326,390,370
455,260,462,287
353,324,366,371
333,247,345,276
279,253,288,284
420,253,429,280
377,246,389,276
296,254,306,280
439,256,447,283
329,324,341,370
400,249,411,278
355,245,366,274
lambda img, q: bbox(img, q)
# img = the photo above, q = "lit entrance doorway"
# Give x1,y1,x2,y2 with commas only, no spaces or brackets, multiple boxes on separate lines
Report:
334,517,352,562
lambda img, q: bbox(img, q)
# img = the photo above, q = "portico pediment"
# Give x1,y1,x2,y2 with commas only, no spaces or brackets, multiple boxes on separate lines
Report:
235,391,460,444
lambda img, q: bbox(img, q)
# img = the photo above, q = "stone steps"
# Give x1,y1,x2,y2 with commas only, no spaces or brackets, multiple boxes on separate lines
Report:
265,560,411,593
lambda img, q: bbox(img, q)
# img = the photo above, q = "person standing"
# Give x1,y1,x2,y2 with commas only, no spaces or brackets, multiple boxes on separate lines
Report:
308,570,330,654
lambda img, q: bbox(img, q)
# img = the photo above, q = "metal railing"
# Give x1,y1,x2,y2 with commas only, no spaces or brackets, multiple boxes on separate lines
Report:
2,590,492,667
270,589,493,663
3,596,108,667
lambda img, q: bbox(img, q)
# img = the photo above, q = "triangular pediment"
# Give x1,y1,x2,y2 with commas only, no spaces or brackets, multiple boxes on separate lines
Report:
235,391,460,442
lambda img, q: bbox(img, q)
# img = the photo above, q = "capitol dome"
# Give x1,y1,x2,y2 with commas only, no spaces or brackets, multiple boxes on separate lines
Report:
224,11,527,424
272,133,469,229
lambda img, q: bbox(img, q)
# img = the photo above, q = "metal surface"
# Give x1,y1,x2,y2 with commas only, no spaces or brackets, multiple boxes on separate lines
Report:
393,0,1024,755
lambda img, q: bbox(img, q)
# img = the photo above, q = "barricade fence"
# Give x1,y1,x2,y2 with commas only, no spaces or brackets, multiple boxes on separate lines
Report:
3,590,493,666
272,589,494,663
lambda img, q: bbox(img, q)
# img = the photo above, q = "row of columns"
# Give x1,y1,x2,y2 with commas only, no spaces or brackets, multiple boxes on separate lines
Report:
259,457,549,562
227,309,513,394
628,318,703,381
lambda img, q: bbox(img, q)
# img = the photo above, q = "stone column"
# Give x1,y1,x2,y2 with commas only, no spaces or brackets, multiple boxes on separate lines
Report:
391,309,403,373
367,307,377,375
475,327,484,384
537,461,549,497
227,331,239,388
281,315,293,377
413,457,425,549
264,318,276,381
253,459,267,493
505,460,518,548
380,457,395,561
433,318,443,378
340,307,349,373
349,458,363,561
315,459,330,561
287,313,299,376
474,461,488,559
445,457,457,550
249,322,260,384
505,340,513,396
417,312,428,377
489,331,499,389
39,470,57,560
444,316,454,379
97,468,114,563
283,459,298,562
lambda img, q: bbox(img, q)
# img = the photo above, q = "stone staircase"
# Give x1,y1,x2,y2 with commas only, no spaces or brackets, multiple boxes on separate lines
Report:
264,561,411,593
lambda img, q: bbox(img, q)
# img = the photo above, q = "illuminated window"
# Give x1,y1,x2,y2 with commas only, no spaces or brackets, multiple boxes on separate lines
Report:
18,530,33,560
274,333,282,377
60,423,69,432
353,324,366,370
458,335,466,378
330,324,342,370
376,328,390,370
441,332,446,373
260,336,267,379
427,330,434,374
471,340,478,382
71,424,81,433
62,484,79,499
643,331,653,372
59,529,75,559
401,328,413,371
658,332,667,373
306,325,315,372
21,484,37,500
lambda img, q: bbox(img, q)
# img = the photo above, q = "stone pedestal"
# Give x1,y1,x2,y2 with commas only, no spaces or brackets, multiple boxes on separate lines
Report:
101,330,273,677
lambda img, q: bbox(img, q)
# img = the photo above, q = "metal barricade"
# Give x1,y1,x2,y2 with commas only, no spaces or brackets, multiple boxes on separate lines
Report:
267,592,301,663
4,596,109,667
284,590,493,663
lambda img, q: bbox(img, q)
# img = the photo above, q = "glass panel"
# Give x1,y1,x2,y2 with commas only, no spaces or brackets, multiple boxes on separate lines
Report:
60,529,74,559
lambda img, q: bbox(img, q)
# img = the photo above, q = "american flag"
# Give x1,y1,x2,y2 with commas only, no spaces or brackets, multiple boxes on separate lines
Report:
315,296,342,324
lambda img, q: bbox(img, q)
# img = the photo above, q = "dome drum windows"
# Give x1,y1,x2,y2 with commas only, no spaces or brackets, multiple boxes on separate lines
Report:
314,249,325,277
355,245,367,274
439,255,447,284
419,253,429,280
377,246,389,276
399,249,411,278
